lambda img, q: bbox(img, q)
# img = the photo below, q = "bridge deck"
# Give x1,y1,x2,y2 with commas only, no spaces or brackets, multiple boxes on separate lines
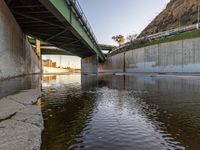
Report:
5,0,105,61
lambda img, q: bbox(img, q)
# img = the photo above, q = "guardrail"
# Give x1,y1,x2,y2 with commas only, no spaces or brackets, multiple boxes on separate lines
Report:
111,23,200,54
142,23,200,41
67,0,99,47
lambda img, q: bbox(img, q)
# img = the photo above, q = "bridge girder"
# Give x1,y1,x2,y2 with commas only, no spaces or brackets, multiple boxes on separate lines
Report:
5,0,106,61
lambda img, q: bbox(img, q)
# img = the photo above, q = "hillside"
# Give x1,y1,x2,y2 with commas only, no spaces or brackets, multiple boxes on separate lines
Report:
139,0,200,37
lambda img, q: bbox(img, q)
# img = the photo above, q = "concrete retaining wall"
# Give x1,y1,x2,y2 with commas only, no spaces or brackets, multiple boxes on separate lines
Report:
0,1,41,80
81,55,98,74
99,53,124,73
99,38,200,73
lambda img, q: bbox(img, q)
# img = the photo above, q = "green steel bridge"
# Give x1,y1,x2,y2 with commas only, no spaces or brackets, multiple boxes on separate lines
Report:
5,0,106,61
40,44,114,56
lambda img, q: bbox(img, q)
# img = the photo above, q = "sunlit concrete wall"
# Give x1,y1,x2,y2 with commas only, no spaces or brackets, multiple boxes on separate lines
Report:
0,0,41,80
43,66,69,74
81,55,98,74
99,53,124,73
99,38,200,73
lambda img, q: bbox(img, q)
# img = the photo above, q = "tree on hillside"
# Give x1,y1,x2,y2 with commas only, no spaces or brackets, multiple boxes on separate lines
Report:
126,34,138,42
112,35,125,45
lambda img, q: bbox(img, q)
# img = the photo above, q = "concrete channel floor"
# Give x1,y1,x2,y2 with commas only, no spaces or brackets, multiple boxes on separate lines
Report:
0,89,43,150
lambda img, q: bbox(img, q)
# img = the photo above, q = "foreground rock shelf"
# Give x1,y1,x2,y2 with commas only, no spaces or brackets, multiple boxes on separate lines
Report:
0,89,43,150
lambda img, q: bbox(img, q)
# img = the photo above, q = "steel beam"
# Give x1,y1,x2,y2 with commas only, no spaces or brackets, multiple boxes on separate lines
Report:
13,11,64,28
39,0,106,61
45,29,68,42
12,5,43,8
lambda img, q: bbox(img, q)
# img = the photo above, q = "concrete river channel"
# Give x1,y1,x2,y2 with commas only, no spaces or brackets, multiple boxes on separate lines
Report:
1,73,200,150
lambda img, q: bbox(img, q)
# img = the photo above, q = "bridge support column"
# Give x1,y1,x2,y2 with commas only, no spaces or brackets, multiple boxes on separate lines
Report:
36,39,43,73
81,55,98,75
36,39,41,57
0,0,41,80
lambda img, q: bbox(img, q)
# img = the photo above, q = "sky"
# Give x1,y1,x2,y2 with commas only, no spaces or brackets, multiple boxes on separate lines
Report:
79,0,170,45
43,0,170,68
42,55,81,69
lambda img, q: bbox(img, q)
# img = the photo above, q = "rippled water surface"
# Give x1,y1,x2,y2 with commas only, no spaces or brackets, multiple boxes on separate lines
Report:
41,74,200,150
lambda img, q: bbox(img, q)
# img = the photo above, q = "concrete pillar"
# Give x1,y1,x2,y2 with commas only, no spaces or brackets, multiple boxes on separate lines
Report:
81,55,98,75
36,39,41,57
35,39,43,73
0,0,41,80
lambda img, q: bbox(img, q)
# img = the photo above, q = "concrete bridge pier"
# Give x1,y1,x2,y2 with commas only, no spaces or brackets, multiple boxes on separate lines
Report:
0,0,41,80
81,55,98,75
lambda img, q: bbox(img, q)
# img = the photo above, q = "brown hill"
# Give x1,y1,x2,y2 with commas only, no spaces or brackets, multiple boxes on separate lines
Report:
139,0,200,37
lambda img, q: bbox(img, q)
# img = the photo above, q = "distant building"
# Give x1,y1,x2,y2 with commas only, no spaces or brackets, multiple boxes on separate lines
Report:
42,59,56,68
52,62,56,68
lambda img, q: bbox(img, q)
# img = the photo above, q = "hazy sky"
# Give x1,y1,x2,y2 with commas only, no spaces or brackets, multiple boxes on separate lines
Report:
43,0,170,68
79,0,170,45
42,55,81,69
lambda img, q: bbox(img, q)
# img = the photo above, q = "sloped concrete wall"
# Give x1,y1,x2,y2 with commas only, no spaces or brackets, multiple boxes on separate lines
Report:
0,0,41,80
81,55,98,74
99,38,200,73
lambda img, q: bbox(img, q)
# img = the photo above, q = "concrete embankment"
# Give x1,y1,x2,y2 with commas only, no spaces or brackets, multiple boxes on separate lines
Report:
0,89,43,150
43,66,70,74
0,0,41,80
99,38,200,73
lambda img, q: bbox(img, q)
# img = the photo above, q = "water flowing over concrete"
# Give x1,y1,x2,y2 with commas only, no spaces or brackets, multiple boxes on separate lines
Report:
0,89,43,150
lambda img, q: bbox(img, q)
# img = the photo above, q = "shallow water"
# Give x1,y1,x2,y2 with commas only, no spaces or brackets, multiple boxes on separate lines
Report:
39,74,200,150
1,74,200,149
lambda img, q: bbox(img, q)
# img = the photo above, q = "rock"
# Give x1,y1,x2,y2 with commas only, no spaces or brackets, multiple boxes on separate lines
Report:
7,89,42,105
18,105,42,116
0,120,42,150
0,88,43,150
139,0,200,37
11,111,44,129
0,98,24,120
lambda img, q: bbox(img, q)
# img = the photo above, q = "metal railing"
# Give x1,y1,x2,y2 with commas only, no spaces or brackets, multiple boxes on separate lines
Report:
67,0,99,46
111,23,200,54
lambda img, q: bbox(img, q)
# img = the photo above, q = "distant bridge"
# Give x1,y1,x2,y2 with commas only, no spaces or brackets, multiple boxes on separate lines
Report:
40,44,115,55
5,0,106,61
28,38,115,55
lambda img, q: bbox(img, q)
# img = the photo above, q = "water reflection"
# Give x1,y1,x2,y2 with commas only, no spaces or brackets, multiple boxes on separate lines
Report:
42,75,57,82
41,74,200,150
0,75,41,99
81,75,98,90
41,74,97,149
99,74,200,150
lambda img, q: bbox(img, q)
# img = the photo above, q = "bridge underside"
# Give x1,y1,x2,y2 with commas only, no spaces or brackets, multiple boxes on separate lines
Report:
39,43,114,56
41,46,72,55
5,0,100,59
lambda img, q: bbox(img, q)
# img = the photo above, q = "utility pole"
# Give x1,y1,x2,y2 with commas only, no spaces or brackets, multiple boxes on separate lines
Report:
60,55,62,68
198,6,200,29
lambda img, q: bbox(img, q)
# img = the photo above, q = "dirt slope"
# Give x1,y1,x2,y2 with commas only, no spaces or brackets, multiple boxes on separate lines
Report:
139,0,200,37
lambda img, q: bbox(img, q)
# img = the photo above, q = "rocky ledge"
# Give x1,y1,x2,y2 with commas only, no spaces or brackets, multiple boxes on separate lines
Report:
0,89,43,150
